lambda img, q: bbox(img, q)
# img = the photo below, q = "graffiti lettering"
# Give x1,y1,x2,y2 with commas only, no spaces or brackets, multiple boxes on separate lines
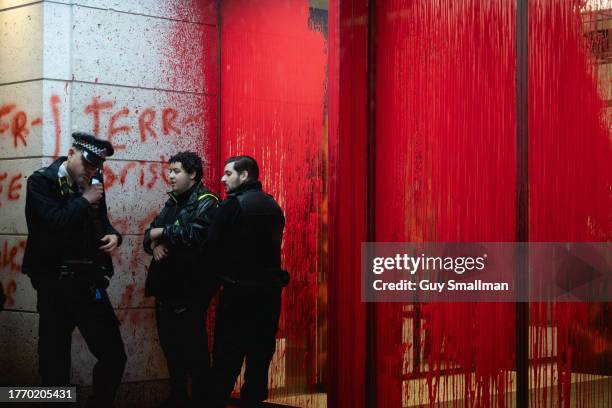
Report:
108,107,130,151
0,239,26,273
162,108,181,136
11,111,28,148
80,97,201,149
84,96,115,137
83,96,198,146
0,104,14,133
0,103,43,150
0,172,23,207
118,162,138,185
139,108,157,142
7,174,22,200
1,96,200,154
103,158,169,191
2,280,16,308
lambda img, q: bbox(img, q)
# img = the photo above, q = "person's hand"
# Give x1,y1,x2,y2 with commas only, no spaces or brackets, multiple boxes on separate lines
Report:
99,234,119,254
82,184,104,204
153,243,168,261
150,227,164,241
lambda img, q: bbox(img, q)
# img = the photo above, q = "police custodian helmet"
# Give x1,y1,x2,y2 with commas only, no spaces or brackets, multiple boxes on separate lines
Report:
72,132,114,168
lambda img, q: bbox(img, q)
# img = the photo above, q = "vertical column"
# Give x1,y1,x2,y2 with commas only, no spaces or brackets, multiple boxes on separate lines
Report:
0,1,50,385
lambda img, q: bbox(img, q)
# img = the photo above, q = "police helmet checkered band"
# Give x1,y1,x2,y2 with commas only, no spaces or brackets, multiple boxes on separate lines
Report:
74,140,108,159
71,131,114,166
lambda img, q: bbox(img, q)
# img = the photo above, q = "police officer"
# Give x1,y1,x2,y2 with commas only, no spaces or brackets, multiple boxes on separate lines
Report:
143,151,219,408
209,156,288,407
22,132,126,408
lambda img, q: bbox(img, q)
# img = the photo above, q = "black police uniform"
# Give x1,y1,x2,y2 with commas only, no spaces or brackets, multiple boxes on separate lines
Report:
208,180,287,406
22,134,126,407
143,182,219,406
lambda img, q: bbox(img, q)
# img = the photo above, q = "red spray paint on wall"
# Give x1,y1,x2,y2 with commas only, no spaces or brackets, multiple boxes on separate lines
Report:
530,1,612,406
221,0,327,399
166,0,218,187
50,94,61,159
367,0,610,406
0,103,42,150
327,1,369,407
373,1,517,406
0,172,24,207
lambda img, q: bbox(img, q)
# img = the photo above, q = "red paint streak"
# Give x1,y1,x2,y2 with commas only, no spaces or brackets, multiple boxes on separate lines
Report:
119,283,135,308
372,1,517,405
138,108,156,142
139,167,145,186
0,173,7,207
327,1,368,405
107,217,128,237
221,0,326,395
0,104,15,133
159,156,170,186
7,174,22,201
0,240,26,273
138,210,159,235
146,163,159,189
119,162,137,185
103,165,117,189
10,111,28,148
30,117,42,127
50,94,61,159
4,280,16,308
162,107,181,136
122,210,160,279
108,107,130,151
529,0,612,404
84,96,114,136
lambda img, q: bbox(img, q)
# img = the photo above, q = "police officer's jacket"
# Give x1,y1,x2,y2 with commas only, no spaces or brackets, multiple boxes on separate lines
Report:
208,180,285,287
143,182,218,300
22,157,121,279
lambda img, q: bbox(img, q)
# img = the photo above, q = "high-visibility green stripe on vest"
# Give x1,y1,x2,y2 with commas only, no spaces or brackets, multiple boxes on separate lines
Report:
198,193,218,202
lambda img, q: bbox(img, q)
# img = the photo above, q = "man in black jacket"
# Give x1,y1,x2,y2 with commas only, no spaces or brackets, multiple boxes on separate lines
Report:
143,151,218,408
23,132,126,408
209,156,287,407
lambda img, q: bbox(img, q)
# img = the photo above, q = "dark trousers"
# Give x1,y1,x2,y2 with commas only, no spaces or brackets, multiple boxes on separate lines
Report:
210,287,282,406
35,277,126,407
155,299,211,405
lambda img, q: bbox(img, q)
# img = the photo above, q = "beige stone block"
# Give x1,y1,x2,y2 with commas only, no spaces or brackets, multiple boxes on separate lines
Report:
0,3,43,83
0,157,45,234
